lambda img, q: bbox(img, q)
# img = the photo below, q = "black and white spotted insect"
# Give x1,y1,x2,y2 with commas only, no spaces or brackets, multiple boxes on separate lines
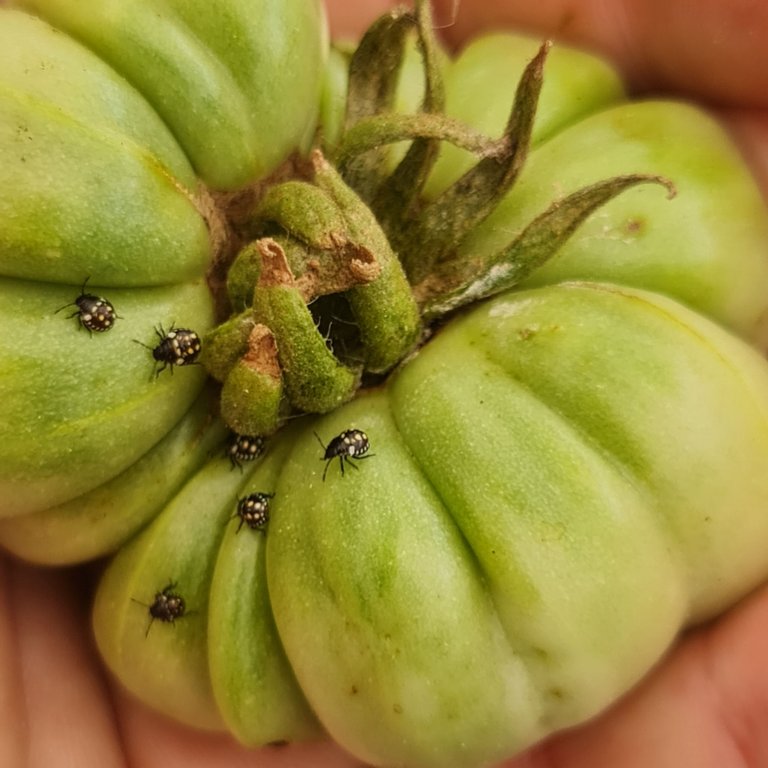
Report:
55,279,119,334
232,492,274,533
136,324,202,376
316,429,373,481
227,433,266,470
132,582,188,637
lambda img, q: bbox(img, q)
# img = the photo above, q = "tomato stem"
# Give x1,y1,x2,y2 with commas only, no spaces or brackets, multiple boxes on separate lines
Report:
311,152,422,373
201,0,676,438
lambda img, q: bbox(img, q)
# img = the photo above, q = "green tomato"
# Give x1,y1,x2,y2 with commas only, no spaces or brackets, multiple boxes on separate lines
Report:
3,7,768,768
90,29,768,766
0,3,326,532
92,281,768,766
270,282,768,767
0,10,208,286
12,0,328,190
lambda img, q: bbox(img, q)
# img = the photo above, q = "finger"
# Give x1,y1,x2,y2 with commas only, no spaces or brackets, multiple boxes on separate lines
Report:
112,689,364,768
324,0,397,38
431,0,768,108
10,562,125,768
723,108,768,202
0,559,27,767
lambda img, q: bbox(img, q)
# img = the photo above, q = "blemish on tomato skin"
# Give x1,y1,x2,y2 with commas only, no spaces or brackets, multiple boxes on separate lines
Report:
623,217,645,235
516,324,561,341
548,687,566,701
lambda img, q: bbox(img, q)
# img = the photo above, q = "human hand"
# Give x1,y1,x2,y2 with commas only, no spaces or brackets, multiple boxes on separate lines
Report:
2,1,767,766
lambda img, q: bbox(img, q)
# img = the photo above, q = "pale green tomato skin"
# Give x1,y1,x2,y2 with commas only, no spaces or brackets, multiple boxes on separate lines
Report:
267,282,768,768
207,429,322,746
0,390,227,564
93,458,239,732
0,278,215,517
93,283,768,768
13,0,328,190
93,423,319,742
0,9,210,286
319,44,353,153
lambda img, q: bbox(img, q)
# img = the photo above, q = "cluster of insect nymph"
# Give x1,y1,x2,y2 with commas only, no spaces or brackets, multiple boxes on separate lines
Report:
60,281,377,636
135,428,374,636
57,279,202,377
59,282,377,635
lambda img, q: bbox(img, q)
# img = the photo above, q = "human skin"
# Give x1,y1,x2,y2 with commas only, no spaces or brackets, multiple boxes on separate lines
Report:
1,1,767,766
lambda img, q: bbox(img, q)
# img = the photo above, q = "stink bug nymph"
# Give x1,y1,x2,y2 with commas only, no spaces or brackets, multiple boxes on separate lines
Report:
132,582,188,637
55,279,119,334
232,492,274,533
227,433,266,470
316,429,373,481
135,324,202,376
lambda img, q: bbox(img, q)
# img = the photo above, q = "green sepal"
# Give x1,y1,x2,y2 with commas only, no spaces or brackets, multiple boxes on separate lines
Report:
368,0,447,232
397,41,551,283
199,309,257,382
257,232,381,301
336,112,494,171
227,242,263,312
417,174,676,319
219,325,284,436
342,4,415,199
252,238,361,412
92,449,250,731
312,153,422,372
253,179,351,251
